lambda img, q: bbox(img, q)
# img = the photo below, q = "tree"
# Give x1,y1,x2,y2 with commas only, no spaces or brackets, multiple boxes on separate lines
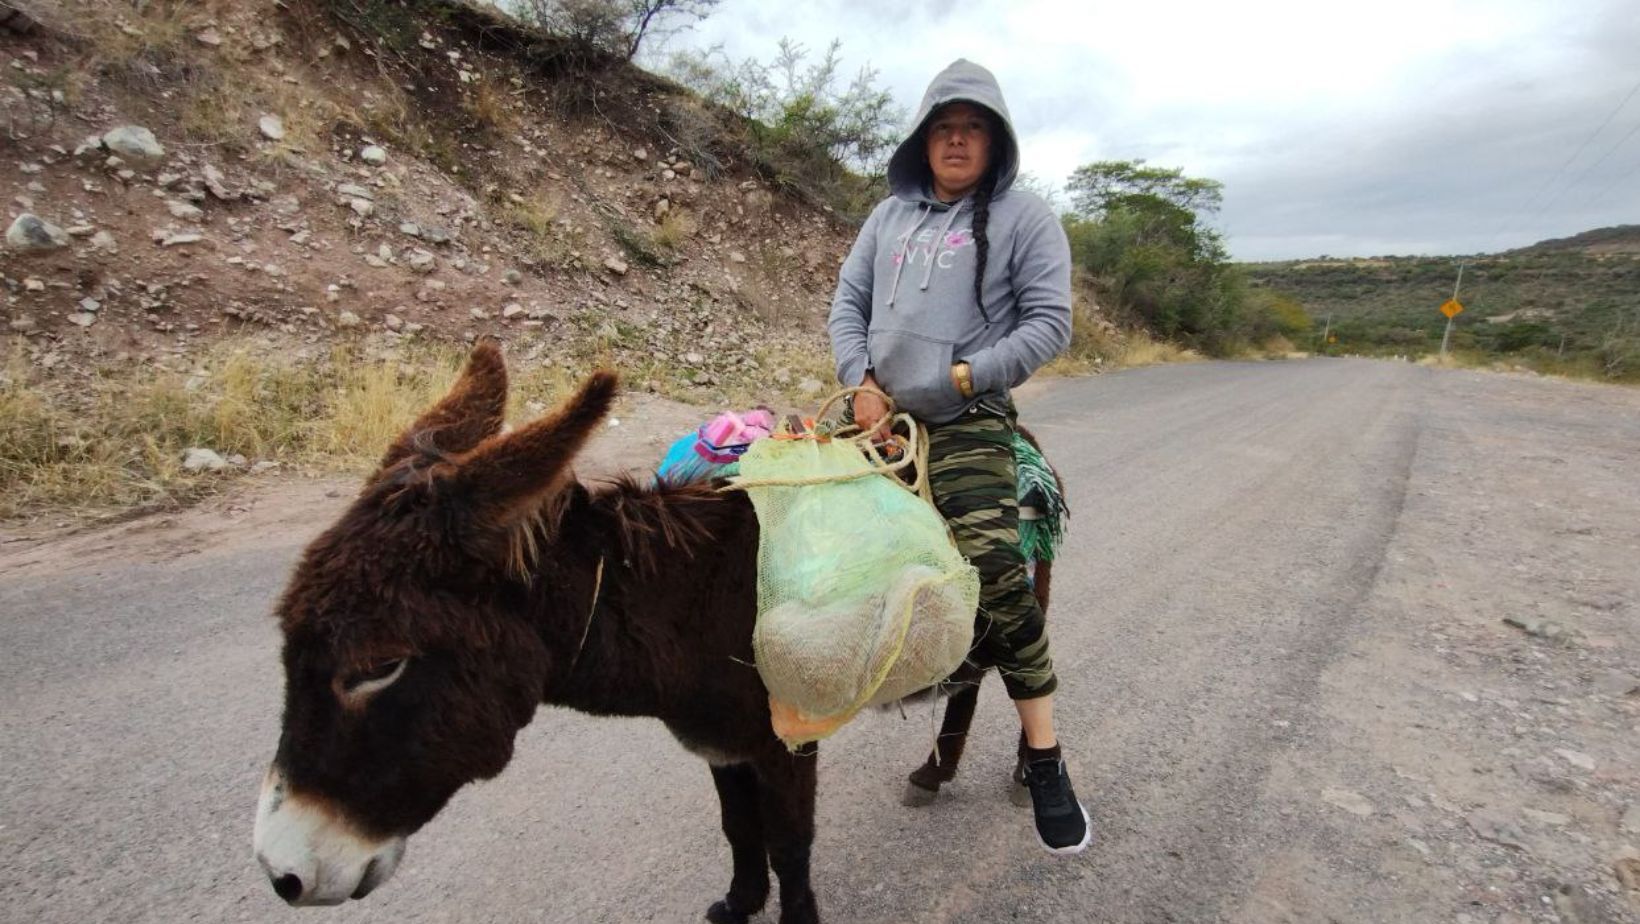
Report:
514,0,718,60
1066,159,1223,219
1061,159,1249,352
667,38,903,175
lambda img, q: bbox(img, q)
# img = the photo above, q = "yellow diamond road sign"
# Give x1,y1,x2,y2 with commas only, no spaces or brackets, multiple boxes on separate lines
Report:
1440,299,1464,319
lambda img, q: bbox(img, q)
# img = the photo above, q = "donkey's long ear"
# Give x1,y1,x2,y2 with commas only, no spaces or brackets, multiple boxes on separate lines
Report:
375,339,509,477
454,371,619,529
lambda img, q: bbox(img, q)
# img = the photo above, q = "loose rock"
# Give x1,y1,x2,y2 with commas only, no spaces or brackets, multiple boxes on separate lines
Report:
182,448,232,472
603,256,629,276
336,310,362,328
7,213,69,251
258,114,286,141
67,313,97,328
1322,788,1375,817
101,125,165,161
1555,748,1596,771
1502,616,1571,641
406,249,437,274
202,164,237,201
1466,810,1528,850
360,145,388,165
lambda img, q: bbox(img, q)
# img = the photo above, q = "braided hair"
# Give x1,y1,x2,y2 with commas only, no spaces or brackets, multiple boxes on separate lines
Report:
971,167,997,325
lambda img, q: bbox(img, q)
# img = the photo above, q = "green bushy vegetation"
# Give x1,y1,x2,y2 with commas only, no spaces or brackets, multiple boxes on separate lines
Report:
1059,160,1309,356
665,38,902,219
1244,247,1640,382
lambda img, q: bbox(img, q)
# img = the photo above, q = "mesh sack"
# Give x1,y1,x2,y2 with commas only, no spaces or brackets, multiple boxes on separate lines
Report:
737,437,979,747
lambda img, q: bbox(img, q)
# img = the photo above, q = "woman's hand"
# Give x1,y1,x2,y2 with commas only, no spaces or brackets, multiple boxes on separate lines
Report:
854,373,890,438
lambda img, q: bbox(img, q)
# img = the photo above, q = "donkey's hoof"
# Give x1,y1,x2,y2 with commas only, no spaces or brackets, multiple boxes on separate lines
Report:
901,779,940,807
1009,779,1033,808
706,899,752,924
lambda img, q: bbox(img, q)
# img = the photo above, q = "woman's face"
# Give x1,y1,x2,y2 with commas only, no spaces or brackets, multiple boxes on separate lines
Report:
924,102,992,201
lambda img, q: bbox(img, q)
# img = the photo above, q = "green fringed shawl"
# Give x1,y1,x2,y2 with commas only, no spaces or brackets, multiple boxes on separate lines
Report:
1014,433,1066,563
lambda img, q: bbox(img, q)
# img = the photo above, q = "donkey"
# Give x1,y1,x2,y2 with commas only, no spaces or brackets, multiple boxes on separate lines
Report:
252,340,1052,923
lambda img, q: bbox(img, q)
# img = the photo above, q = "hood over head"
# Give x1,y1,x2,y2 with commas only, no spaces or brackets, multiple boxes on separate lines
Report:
887,59,1020,203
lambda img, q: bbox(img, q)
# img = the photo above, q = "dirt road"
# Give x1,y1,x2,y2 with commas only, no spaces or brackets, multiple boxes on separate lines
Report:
3,359,1637,923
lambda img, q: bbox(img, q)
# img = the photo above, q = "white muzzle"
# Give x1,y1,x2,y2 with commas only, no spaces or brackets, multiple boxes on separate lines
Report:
252,766,407,906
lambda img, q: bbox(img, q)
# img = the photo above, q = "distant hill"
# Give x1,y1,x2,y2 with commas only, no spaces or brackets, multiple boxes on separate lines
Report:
1511,225,1640,256
1241,228,1640,380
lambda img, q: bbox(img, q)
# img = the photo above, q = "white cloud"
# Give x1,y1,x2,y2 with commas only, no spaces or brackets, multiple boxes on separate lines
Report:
648,0,1640,259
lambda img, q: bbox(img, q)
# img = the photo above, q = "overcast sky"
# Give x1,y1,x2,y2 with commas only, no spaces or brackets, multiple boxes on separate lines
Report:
637,0,1640,261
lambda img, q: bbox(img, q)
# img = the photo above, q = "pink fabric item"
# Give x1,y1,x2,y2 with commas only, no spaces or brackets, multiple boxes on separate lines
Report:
692,408,775,464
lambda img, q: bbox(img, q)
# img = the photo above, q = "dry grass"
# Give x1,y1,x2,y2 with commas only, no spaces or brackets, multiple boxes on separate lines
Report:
462,77,518,136
504,193,579,267
1042,297,1196,375
57,0,200,75
506,195,560,237
54,0,334,156
1116,335,1196,367
652,209,697,251
0,341,581,522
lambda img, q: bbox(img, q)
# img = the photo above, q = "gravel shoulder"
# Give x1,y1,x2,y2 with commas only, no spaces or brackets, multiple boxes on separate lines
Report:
1,359,1636,924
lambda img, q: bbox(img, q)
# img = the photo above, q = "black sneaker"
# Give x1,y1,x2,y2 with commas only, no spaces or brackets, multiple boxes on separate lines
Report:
1023,757,1092,855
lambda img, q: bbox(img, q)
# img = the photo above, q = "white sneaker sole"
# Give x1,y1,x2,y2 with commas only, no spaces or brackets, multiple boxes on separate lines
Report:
1036,803,1093,856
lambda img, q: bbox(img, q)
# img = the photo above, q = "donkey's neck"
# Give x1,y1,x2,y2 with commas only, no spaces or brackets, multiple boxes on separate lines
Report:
524,479,760,720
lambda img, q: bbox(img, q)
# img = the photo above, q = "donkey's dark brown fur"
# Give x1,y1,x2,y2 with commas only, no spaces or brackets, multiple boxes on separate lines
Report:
271,342,818,921
266,341,1053,923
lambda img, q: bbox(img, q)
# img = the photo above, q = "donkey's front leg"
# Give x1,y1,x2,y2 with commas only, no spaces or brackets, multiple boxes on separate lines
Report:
707,763,769,924
756,744,820,924
904,662,986,805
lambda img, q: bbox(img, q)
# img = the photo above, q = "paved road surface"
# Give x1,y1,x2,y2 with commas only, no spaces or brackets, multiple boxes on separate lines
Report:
4,359,1638,923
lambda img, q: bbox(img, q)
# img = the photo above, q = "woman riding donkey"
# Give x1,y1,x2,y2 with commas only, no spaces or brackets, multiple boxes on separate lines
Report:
828,58,1090,855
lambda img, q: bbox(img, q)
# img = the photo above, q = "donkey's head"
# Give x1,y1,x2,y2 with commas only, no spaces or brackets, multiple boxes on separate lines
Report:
252,341,617,905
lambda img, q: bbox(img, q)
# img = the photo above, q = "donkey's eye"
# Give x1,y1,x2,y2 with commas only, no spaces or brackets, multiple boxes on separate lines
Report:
341,658,408,698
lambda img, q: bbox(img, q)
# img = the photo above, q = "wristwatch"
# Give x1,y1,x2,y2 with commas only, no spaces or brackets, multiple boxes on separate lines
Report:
950,361,975,399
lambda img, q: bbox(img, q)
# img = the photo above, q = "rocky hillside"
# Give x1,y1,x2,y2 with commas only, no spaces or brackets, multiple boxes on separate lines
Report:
2,0,850,397
1242,229,1640,380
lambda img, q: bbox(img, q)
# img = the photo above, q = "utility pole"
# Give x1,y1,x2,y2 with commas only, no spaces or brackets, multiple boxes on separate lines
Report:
1439,262,1465,358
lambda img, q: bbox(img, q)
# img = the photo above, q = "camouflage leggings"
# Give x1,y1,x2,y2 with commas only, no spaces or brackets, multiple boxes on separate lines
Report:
925,405,1058,700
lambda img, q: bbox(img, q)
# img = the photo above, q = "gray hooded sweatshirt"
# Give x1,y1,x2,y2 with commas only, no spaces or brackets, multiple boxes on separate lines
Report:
828,59,1072,424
